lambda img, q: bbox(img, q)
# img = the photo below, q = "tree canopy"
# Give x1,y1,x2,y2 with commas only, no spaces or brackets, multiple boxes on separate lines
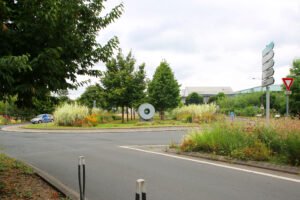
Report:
288,59,300,116
101,50,146,122
185,92,203,105
148,60,180,120
78,84,106,109
0,0,123,107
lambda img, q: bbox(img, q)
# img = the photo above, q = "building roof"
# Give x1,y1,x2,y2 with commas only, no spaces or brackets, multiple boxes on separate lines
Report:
181,86,233,97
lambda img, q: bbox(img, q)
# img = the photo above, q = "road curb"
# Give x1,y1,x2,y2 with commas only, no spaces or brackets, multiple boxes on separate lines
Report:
166,148,300,175
1,124,196,133
25,162,80,200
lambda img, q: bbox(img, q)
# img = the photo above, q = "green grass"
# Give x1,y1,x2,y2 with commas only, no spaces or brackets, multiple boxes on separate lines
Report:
180,122,300,166
23,120,199,129
0,154,33,175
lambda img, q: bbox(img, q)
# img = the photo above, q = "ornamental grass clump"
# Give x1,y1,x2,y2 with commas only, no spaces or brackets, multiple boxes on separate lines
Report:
53,103,89,126
172,104,217,123
180,121,300,165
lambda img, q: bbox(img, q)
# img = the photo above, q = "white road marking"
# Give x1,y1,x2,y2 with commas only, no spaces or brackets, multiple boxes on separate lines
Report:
120,145,300,183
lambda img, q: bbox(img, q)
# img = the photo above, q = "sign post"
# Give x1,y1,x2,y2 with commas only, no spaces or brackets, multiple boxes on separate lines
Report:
262,42,275,125
282,78,294,117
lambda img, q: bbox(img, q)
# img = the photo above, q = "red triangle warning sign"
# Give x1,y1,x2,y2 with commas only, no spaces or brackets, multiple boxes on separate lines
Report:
282,78,294,91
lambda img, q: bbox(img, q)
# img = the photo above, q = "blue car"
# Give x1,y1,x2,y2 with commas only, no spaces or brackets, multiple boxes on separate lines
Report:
31,114,54,124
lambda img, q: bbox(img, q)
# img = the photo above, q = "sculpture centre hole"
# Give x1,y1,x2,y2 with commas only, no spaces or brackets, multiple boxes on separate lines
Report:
144,108,150,115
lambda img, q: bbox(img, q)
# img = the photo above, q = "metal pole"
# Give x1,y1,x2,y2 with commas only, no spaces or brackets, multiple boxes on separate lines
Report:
266,86,270,125
286,94,289,117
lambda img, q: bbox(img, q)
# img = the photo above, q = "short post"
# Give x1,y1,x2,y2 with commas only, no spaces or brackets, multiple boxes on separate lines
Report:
135,179,146,200
78,156,86,200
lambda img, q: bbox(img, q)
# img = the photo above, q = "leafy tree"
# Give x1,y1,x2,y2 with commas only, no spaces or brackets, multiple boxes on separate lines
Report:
101,50,146,122
148,60,180,120
54,89,71,104
218,93,262,116
185,92,203,105
208,92,225,103
216,92,225,100
0,0,123,107
288,59,300,117
78,84,106,109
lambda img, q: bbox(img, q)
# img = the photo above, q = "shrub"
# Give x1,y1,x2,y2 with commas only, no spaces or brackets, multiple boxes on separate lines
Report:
0,115,10,125
53,103,89,126
284,134,300,165
85,114,98,127
232,142,270,161
172,104,217,123
235,106,260,117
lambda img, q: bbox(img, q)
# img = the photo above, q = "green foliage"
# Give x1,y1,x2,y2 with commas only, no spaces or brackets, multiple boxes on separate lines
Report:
180,122,300,165
217,92,283,116
53,103,89,126
209,92,226,103
172,104,217,123
101,50,146,122
289,59,300,117
0,0,123,107
78,84,106,109
0,154,33,175
148,60,180,119
185,92,203,105
235,106,260,117
285,134,300,165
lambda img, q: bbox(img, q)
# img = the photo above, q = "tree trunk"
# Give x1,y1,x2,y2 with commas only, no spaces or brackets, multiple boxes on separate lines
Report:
121,106,124,123
131,107,133,120
134,109,136,120
160,110,165,120
126,107,129,122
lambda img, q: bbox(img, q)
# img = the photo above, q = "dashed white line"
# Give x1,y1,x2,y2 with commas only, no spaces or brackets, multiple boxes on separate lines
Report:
120,145,300,183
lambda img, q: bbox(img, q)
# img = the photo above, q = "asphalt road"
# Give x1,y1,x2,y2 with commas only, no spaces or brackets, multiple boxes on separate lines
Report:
0,129,299,200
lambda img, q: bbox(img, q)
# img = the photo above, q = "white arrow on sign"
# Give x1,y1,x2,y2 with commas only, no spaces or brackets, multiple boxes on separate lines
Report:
262,77,275,87
262,59,274,71
262,68,274,80
262,50,274,64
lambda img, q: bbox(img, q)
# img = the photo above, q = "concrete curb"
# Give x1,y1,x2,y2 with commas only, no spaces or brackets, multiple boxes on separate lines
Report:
1,124,196,133
166,148,300,175
25,162,80,200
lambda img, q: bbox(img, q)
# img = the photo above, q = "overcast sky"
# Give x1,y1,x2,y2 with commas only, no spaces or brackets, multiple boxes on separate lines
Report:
69,0,300,99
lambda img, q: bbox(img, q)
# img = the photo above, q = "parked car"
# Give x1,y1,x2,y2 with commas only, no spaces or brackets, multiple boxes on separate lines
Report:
31,114,54,124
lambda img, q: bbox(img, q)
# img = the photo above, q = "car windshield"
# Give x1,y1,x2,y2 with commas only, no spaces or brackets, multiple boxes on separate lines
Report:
36,114,44,118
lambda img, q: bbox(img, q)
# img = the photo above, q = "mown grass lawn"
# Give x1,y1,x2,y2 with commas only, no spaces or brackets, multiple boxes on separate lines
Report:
23,120,199,129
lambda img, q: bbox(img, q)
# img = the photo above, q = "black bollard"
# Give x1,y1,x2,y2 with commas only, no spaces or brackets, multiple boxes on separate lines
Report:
78,156,86,200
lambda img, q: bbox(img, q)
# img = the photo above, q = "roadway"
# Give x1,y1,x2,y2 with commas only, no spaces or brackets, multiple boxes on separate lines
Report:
0,129,299,200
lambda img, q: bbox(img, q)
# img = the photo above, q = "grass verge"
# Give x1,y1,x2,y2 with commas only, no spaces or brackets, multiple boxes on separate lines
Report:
0,153,69,200
23,120,199,129
178,119,300,166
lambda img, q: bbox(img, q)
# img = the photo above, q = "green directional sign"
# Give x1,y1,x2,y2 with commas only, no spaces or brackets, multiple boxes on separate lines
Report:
262,42,274,56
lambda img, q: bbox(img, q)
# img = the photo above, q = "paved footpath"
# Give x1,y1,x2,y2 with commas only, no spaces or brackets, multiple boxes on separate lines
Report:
0,128,299,200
